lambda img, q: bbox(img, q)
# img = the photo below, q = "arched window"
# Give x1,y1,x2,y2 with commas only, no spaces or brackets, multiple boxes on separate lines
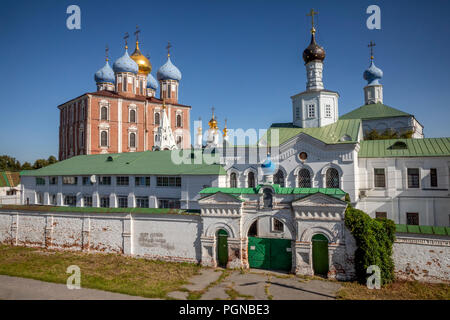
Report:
326,168,340,188
176,114,182,127
155,112,160,125
129,132,136,148
100,131,108,147
273,170,285,187
247,171,255,188
123,76,127,91
263,188,273,208
130,109,136,123
298,168,311,188
100,106,108,121
230,172,237,188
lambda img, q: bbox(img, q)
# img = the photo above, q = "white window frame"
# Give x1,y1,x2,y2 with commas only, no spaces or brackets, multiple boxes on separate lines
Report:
308,104,315,118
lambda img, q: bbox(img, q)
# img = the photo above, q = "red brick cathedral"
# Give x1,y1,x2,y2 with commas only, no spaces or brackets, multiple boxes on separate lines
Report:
58,32,190,160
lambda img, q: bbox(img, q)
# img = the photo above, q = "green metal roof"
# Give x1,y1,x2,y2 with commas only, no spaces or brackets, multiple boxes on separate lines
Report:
0,204,200,216
262,119,361,146
0,171,20,187
20,150,227,177
200,184,346,198
359,138,450,158
340,103,412,120
396,224,450,236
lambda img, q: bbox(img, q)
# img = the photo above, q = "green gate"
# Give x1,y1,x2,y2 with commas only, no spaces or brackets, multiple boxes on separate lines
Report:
312,234,329,275
217,229,228,267
248,237,292,271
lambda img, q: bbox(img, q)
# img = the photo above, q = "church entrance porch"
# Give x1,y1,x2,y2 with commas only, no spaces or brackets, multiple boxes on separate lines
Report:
248,237,292,271
246,216,294,272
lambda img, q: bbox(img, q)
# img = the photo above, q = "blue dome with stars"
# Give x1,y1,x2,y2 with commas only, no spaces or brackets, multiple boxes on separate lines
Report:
94,61,115,84
157,57,182,81
261,154,276,176
147,73,158,90
363,60,383,86
113,49,139,74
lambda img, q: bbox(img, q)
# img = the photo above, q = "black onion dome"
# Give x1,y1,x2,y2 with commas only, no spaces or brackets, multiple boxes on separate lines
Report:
302,33,325,64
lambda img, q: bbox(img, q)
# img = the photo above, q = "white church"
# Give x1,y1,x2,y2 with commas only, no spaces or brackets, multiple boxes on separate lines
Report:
10,15,450,279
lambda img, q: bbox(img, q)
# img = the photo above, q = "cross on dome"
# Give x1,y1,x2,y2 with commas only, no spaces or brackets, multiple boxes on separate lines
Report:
368,41,376,60
307,8,318,34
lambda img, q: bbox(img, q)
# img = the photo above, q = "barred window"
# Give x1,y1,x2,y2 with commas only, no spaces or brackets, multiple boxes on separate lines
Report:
407,168,420,188
116,176,129,186
273,218,284,232
374,168,386,188
376,212,387,219
64,195,76,206
136,197,149,208
100,196,110,208
36,177,45,185
83,196,92,207
155,112,160,125
326,168,339,188
82,176,93,185
325,105,332,118
407,212,419,225
298,169,311,188
135,176,150,186
247,171,255,188
117,196,128,208
63,176,78,185
156,176,181,187
273,170,285,187
230,172,237,188
308,104,315,118
158,198,181,209
99,176,111,185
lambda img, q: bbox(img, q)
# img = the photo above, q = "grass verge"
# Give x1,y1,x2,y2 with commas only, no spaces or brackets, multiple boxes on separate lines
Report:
0,244,201,299
337,280,450,300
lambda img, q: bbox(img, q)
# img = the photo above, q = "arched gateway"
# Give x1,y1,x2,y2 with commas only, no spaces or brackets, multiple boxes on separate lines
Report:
198,184,354,280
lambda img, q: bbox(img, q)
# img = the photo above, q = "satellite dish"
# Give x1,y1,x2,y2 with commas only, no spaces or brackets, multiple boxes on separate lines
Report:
90,175,97,184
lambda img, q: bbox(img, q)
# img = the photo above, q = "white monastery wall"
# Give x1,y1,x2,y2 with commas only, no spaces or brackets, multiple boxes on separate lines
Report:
0,209,448,282
393,233,450,283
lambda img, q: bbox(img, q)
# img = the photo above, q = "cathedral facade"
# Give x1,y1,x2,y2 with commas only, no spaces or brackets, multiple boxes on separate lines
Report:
58,35,190,161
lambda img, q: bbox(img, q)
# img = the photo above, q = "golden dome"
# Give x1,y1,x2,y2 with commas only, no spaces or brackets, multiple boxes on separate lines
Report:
130,41,152,75
208,114,218,129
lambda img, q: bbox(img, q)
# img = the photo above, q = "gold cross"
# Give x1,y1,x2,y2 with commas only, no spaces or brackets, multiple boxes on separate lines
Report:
166,41,172,57
134,25,140,42
368,41,376,60
307,8,318,33
124,32,129,49
211,106,215,119
105,45,109,61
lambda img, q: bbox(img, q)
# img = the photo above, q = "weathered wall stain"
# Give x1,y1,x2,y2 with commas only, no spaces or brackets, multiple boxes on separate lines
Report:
138,233,175,250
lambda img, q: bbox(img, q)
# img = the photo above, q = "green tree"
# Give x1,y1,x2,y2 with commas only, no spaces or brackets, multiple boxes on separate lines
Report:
21,162,33,170
0,155,21,171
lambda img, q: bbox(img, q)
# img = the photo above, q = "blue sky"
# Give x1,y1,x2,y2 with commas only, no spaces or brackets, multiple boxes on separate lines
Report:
0,0,449,162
